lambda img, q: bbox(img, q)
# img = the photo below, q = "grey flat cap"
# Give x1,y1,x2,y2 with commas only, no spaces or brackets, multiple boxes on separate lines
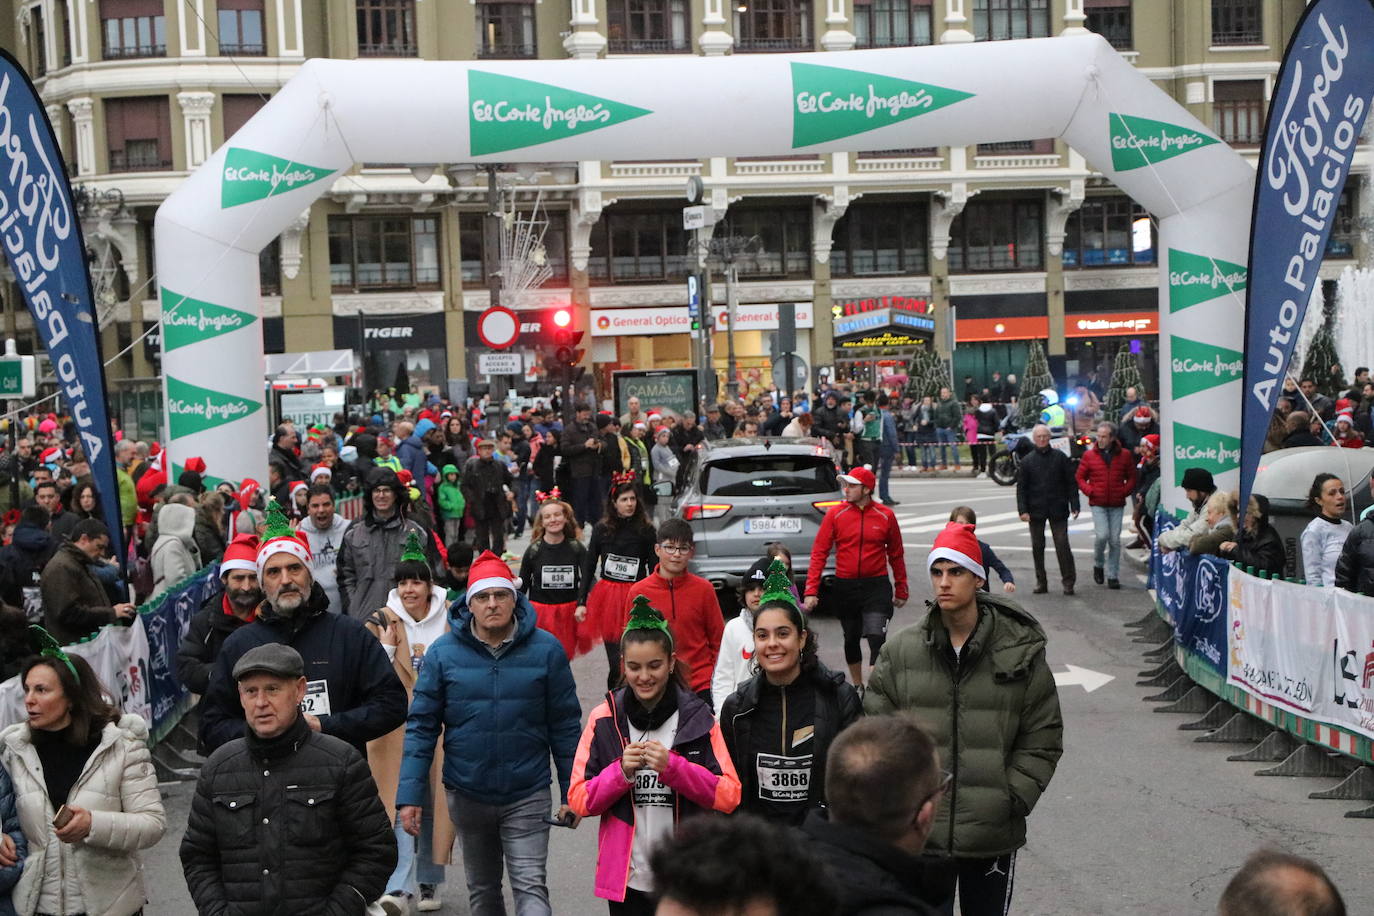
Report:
232,643,305,680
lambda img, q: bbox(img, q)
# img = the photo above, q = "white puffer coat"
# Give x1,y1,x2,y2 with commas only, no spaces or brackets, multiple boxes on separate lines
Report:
0,714,166,916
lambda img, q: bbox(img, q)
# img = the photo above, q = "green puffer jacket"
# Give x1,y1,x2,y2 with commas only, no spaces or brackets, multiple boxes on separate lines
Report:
933,396,963,431
863,592,1063,858
436,464,465,520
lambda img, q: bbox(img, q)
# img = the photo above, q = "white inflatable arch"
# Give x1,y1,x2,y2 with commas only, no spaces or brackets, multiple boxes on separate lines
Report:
155,34,1253,512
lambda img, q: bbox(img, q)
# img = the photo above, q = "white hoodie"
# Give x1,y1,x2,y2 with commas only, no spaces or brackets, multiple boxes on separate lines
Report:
712,608,755,713
381,586,450,666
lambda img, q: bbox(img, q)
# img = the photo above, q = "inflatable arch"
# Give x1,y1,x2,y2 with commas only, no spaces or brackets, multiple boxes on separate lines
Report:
155,34,1253,512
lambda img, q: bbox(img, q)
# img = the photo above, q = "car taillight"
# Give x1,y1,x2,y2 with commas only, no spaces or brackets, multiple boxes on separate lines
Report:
683,503,732,521
812,499,842,512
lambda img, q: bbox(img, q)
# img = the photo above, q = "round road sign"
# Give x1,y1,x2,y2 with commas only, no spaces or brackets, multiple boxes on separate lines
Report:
476,306,519,350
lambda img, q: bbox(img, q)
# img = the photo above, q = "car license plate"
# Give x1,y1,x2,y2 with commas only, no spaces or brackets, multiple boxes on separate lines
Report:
745,517,802,534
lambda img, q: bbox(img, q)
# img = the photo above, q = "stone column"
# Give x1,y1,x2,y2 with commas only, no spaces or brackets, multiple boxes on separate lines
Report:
177,92,216,170
66,97,94,177
819,0,855,51
939,0,973,43
699,0,733,55
563,0,608,58
1061,0,1088,34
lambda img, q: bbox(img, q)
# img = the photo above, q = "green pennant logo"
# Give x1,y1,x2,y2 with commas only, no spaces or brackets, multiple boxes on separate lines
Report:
468,71,652,156
1168,249,1247,313
159,288,257,352
1172,422,1240,484
1170,336,1244,399
1109,113,1219,171
221,148,335,209
791,62,974,148
166,376,262,438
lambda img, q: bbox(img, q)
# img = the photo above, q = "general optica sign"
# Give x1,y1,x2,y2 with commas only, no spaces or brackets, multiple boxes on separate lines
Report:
0,51,124,560
156,36,1254,508
1239,0,1374,514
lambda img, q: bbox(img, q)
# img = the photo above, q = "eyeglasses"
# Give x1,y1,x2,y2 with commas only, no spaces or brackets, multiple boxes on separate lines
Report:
920,770,954,809
658,543,692,555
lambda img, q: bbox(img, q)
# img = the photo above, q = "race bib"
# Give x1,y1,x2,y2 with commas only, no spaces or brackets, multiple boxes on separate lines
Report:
541,565,576,590
20,586,42,623
603,554,638,581
632,769,672,808
300,679,332,717
756,753,812,803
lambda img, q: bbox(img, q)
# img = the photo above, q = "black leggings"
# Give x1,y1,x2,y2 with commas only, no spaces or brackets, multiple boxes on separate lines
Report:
609,888,656,915
604,640,622,691
831,577,893,666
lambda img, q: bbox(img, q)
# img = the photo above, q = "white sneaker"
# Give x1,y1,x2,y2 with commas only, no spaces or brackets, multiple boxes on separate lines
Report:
417,884,441,912
377,893,411,916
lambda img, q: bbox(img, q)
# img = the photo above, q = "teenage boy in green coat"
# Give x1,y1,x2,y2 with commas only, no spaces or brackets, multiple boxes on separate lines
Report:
864,522,1062,916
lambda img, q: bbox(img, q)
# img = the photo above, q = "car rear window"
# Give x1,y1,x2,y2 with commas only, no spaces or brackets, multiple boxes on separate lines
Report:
701,455,838,497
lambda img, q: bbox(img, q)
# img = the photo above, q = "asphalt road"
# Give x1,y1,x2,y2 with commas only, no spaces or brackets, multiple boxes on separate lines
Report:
140,475,1369,915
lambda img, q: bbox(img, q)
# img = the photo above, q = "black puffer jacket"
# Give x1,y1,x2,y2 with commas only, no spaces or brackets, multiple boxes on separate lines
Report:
180,714,396,916
801,810,944,915
1226,497,1286,578
176,588,249,695
1336,513,1374,596
1015,446,1080,521
720,662,862,823
198,583,407,758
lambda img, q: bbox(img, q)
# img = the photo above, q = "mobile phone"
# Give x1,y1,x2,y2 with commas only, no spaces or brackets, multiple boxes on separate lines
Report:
542,812,574,828
52,805,72,829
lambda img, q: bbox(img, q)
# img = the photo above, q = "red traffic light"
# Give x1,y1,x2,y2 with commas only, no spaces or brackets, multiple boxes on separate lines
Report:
553,308,572,328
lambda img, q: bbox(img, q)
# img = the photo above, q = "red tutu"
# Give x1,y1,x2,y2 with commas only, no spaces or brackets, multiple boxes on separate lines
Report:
533,600,582,660
584,579,637,646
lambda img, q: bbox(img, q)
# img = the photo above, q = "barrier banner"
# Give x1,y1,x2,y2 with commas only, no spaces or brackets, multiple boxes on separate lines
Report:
0,619,151,731
140,564,223,741
1321,588,1374,739
1177,555,1228,678
1238,0,1374,513
1150,515,1183,623
1228,570,1325,717
0,51,125,563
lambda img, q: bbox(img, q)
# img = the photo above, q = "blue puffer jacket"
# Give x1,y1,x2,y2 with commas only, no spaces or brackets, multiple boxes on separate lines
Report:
0,760,23,916
398,591,582,808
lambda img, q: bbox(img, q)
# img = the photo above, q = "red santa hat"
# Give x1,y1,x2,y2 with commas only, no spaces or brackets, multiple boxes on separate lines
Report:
289,480,309,499
256,498,312,577
466,550,521,604
220,534,261,577
37,446,61,466
928,523,985,582
310,464,332,481
1141,433,1161,453
184,456,207,474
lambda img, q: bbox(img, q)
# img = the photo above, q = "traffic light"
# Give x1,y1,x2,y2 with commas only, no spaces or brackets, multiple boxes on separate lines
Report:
549,306,584,368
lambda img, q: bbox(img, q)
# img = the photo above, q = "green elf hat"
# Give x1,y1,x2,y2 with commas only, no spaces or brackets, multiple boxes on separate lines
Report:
400,530,427,565
255,497,312,578
623,594,674,648
758,558,803,624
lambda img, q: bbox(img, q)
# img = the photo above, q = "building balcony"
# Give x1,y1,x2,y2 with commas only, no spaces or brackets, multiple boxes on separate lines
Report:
607,37,691,53
101,44,166,60
358,42,418,57
734,36,811,52
108,149,173,173
219,42,266,56
477,42,538,59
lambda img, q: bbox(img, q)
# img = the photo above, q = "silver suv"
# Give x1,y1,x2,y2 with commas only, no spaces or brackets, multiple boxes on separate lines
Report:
674,437,842,591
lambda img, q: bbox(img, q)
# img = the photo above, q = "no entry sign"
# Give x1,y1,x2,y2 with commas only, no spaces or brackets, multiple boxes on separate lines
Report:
476,306,519,349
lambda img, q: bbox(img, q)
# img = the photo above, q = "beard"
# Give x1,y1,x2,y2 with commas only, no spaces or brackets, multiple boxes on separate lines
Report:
228,587,263,611
272,585,306,616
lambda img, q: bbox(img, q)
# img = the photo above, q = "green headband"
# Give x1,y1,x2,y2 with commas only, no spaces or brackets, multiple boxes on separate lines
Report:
757,558,804,626
29,625,78,683
400,530,427,565
622,595,673,648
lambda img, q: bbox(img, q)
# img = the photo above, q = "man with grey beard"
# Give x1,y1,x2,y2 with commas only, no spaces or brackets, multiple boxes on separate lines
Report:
198,499,406,758
176,534,266,695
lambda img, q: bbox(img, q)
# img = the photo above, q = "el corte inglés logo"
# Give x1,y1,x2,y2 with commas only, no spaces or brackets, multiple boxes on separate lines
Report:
791,62,974,148
468,71,652,156
1170,335,1244,399
1167,249,1247,313
1172,422,1240,483
1109,113,1219,171
159,288,257,352
166,376,262,438
221,148,335,209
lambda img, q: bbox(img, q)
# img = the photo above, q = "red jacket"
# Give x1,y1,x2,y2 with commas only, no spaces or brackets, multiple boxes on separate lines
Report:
627,568,724,694
805,500,908,601
1075,443,1138,508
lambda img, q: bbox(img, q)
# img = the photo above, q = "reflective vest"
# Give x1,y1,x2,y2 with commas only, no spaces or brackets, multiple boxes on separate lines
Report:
1040,404,1068,431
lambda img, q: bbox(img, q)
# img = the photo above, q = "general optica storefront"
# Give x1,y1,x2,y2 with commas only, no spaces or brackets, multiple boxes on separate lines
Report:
592,303,814,399
831,297,935,389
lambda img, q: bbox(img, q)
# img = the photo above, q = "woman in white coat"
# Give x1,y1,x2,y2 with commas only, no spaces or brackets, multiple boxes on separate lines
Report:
0,638,165,916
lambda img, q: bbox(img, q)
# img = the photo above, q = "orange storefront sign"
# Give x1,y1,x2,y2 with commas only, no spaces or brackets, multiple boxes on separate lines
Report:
1064,311,1158,337
956,316,1049,342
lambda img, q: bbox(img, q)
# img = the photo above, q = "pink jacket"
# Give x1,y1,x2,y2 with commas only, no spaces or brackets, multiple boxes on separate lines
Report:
568,686,740,901
963,411,978,444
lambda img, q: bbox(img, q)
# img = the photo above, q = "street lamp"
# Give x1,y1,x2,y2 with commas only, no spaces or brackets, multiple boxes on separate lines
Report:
701,234,761,400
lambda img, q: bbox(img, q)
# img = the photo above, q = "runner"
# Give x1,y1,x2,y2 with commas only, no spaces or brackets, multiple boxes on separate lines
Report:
803,466,907,690
519,491,587,660
577,479,658,690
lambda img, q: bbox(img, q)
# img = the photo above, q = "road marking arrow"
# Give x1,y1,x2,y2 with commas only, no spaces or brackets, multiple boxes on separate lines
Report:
1053,665,1114,693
